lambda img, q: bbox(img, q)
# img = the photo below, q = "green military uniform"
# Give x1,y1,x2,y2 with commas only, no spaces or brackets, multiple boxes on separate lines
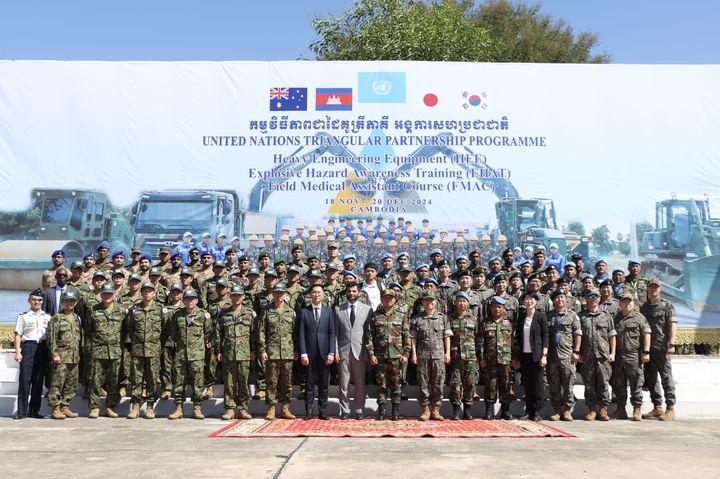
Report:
600,296,620,316
412,310,452,410
125,300,170,405
117,291,143,396
258,303,296,405
448,310,480,407
47,310,82,411
216,302,256,412
168,305,213,405
579,309,616,409
478,311,514,403
161,299,183,397
626,275,648,306
365,305,410,406
78,289,102,389
86,302,128,410
204,296,232,394
640,298,676,407
613,310,651,408
546,307,582,412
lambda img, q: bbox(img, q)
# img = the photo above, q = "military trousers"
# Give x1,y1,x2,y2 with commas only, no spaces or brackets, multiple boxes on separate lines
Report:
174,358,204,404
131,356,160,403
612,360,644,407
252,355,266,392
119,348,131,390
223,360,251,410
160,344,175,393
581,357,612,408
375,358,403,405
417,358,446,408
88,359,121,409
482,361,512,403
204,345,221,388
265,359,293,405
645,351,676,406
449,359,478,406
48,362,79,409
548,357,575,409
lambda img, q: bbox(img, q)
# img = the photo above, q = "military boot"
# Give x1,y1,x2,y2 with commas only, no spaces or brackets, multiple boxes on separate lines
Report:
238,409,252,420
99,387,108,397
452,404,461,420
484,402,494,420
377,403,386,421
202,385,214,400
193,404,205,420
88,408,100,419
160,390,172,400
631,406,642,421
221,408,235,420
391,404,400,421
584,407,597,421
145,404,156,419
597,406,610,421
280,403,296,419
430,406,444,421
610,405,628,420
642,404,664,419
548,406,562,421
60,406,79,418
418,406,431,421
168,404,184,420
105,407,119,418
500,403,512,420
659,404,675,421
118,386,126,398
51,407,66,420
265,404,276,420
253,390,266,400
561,407,573,422
462,403,473,420
127,403,140,419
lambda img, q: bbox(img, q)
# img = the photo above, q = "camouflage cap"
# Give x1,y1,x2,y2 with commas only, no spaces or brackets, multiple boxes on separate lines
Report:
550,288,568,299
248,267,261,276
111,269,126,277
70,260,84,270
586,288,601,298
216,279,230,289
149,267,162,276
93,271,108,280
421,291,436,301
159,246,172,254
169,283,183,292
214,260,227,268
131,247,142,254
325,263,340,272
140,281,156,290
128,273,142,282
648,277,662,287
387,281,403,291
183,289,199,299
307,269,324,278
398,265,413,273
271,283,287,293
382,289,396,298
180,267,194,276
61,290,79,301
263,269,278,278
619,291,634,301
100,284,116,294
229,285,245,295
287,265,301,274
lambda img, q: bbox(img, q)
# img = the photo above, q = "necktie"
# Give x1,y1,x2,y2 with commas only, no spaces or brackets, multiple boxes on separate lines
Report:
57,287,65,314
314,307,320,326
350,304,356,328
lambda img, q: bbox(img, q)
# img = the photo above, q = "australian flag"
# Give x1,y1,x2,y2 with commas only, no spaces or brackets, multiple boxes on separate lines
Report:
269,87,307,111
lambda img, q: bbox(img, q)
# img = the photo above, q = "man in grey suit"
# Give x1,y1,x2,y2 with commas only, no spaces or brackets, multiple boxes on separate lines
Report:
334,282,373,420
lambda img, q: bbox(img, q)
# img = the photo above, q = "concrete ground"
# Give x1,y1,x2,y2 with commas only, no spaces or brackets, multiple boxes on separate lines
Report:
1,416,718,478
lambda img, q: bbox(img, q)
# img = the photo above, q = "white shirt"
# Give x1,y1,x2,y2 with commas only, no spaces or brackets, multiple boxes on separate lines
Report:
14,309,51,342
54,285,67,314
523,316,533,353
362,282,381,309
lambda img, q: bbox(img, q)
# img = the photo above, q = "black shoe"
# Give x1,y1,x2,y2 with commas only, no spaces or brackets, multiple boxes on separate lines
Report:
29,411,45,419
501,403,512,420
318,411,329,420
484,403,494,420
462,404,473,420
355,412,364,420
391,405,400,421
339,413,349,420
532,414,543,422
452,405,461,420
401,394,409,401
304,411,313,420
13,414,26,420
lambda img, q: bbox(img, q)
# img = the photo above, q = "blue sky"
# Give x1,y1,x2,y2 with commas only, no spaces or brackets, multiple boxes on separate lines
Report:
0,0,718,63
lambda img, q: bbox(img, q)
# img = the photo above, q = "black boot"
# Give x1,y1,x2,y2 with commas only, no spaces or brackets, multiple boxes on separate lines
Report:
391,404,400,421
484,402,494,420
377,403,386,421
452,404,461,420
501,402,512,420
462,403,473,420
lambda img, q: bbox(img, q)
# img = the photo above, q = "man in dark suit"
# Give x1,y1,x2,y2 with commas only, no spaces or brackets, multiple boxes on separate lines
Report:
298,284,336,419
41,267,80,317
334,282,373,419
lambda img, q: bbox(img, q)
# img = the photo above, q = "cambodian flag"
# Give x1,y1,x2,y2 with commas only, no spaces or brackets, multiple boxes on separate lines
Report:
316,88,353,111
270,87,307,111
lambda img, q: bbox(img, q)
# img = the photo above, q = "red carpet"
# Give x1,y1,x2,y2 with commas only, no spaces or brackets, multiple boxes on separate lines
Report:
210,418,575,438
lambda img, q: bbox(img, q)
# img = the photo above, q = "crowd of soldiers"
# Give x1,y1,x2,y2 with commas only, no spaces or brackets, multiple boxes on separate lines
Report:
20,216,677,423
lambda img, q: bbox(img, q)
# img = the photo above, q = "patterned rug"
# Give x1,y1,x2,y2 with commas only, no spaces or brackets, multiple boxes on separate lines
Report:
209,418,575,438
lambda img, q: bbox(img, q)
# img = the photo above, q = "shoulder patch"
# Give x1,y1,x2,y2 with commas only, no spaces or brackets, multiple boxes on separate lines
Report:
162,308,168,314
205,312,211,319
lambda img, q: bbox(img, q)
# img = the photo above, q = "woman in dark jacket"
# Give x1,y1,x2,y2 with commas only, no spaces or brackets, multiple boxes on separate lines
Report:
512,293,549,421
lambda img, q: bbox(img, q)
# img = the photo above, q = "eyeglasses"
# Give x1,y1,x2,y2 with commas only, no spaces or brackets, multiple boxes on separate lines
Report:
56,273,68,277
191,252,200,255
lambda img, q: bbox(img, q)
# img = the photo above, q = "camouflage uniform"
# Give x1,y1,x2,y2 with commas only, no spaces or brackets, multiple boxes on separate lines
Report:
117,292,142,396
412,311,452,409
204,297,232,392
448,310,479,406
477,314,514,403
640,299,677,407
257,304,296,405
612,311,651,407
626,275,649,306
365,306,410,405
215,305,256,411
47,311,82,410
125,301,170,404
546,308,582,411
168,307,213,405
78,290,102,388
87,302,128,409
160,301,183,396
600,296,620,317
579,309,616,408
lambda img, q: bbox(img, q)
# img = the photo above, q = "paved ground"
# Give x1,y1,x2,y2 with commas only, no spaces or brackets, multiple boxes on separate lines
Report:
1,416,718,478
